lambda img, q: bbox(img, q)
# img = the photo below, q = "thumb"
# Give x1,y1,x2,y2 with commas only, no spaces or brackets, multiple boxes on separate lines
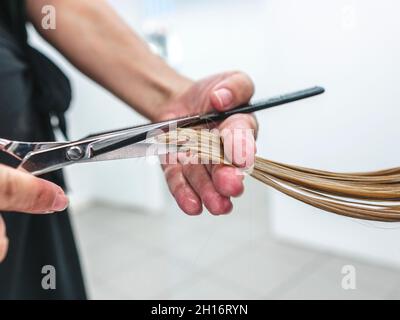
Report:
0,165,69,214
210,71,255,111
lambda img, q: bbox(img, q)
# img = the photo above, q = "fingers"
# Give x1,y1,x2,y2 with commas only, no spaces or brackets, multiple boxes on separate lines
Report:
0,215,7,263
162,159,233,215
210,71,255,111
209,70,258,167
182,159,232,215
211,165,244,198
0,165,69,214
163,163,202,215
207,72,257,202
160,71,257,216
219,113,257,168
211,113,257,198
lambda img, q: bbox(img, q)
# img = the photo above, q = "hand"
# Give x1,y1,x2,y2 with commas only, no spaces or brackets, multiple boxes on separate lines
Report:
0,165,69,262
158,71,258,215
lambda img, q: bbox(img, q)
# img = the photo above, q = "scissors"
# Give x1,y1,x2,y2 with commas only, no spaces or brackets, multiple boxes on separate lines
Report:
0,86,324,176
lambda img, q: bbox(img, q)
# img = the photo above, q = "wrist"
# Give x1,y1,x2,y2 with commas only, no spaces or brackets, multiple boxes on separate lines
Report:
125,60,193,122
149,73,193,122
159,74,193,110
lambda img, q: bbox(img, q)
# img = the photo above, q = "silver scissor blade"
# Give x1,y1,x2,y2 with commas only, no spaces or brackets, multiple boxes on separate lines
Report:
88,115,202,159
85,143,180,162
20,142,177,176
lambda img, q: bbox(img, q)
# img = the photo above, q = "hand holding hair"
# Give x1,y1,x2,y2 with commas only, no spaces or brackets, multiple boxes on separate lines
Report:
159,129,400,222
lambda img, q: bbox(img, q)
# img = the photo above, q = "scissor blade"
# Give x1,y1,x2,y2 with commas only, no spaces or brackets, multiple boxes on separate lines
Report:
88,115,201,159
86,143,178,162
19,142,176,176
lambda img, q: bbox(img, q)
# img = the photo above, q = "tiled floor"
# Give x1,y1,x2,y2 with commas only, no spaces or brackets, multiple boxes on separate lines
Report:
70,181,400,300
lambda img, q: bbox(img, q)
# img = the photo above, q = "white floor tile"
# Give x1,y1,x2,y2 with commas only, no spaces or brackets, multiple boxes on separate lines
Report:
277,257,400,299
161,216,269,269
96,252,200,299
384,280,400,299
72,202,400,300
159,274,254,300
210,241,319,297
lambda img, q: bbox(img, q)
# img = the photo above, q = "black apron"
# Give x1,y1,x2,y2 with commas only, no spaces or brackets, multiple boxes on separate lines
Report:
0,0,86,299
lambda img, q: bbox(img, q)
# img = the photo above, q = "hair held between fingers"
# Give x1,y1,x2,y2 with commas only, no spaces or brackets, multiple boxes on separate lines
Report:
157,128,400,222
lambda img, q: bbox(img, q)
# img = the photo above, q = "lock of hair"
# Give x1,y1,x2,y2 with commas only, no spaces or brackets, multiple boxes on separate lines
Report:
156,128,400,222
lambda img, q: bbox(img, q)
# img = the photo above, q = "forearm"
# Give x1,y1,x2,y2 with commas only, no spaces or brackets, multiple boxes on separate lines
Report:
26,0,192,121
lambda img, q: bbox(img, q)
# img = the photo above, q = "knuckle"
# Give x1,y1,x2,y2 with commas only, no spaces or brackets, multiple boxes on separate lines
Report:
243,113,259,133
27,183,55,212
242,73,255,93
232,72,255,97
0,167,59,213
164,166,188,195
0,169,18,210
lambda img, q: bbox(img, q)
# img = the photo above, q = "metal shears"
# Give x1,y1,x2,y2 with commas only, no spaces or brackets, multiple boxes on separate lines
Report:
0,86,324,176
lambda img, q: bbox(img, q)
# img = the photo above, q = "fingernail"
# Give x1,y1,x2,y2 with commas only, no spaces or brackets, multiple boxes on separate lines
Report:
214,88,233,109
52,192,69,212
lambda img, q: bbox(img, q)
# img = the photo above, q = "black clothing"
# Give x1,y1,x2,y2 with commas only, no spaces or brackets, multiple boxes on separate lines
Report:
0,0,86,299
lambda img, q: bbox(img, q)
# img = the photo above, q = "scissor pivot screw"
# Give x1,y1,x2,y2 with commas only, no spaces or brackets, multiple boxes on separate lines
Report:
66,146,84,161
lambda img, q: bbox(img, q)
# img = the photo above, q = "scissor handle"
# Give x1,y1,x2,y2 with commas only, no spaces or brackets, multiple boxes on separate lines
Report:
199,86,325,123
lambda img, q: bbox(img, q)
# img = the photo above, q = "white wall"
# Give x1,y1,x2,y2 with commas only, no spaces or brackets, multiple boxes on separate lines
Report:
170,0,400,267
259,0,400,266
29,0,400,266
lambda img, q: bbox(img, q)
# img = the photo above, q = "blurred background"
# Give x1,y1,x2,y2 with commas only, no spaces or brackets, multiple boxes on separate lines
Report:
28,0,400,299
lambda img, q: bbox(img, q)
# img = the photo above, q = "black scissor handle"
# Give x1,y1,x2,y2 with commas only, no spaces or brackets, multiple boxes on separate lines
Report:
200,86,325,123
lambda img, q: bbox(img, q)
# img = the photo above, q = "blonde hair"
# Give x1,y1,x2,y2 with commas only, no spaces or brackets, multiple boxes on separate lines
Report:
158,128,400,222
